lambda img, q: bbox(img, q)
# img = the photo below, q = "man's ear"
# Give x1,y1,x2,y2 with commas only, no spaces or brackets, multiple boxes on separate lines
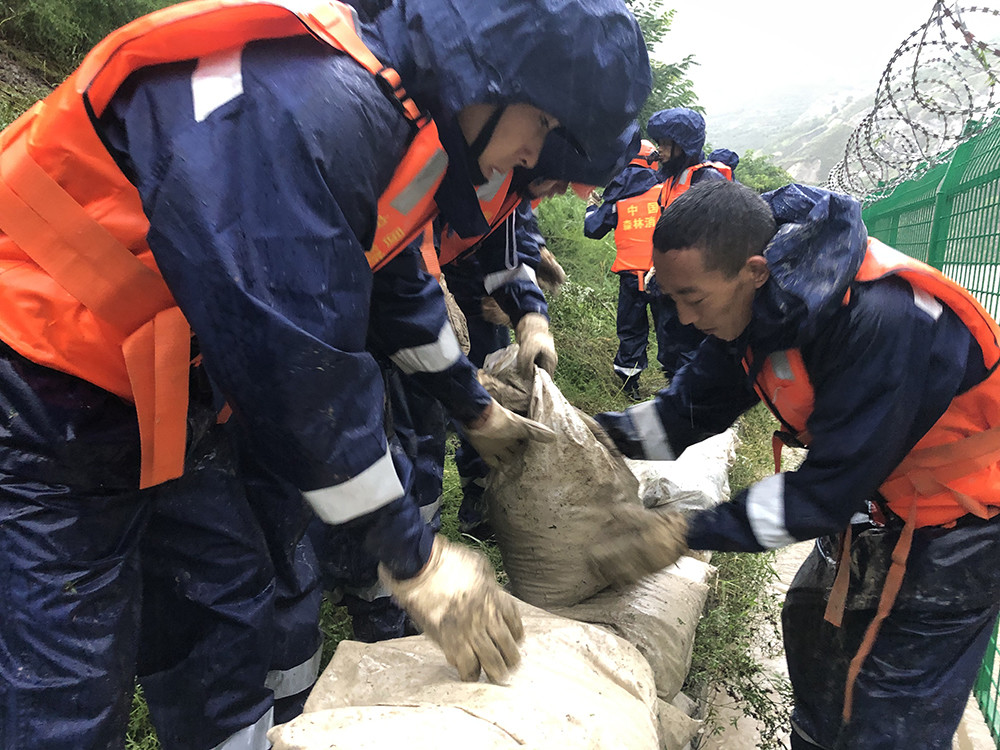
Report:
745,255,769,289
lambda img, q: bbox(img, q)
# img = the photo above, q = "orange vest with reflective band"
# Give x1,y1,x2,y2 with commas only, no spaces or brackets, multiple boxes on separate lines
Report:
611,182,660,275
437,171,518,267
658,161,732,211
0,0,446,488
747,238,1000,528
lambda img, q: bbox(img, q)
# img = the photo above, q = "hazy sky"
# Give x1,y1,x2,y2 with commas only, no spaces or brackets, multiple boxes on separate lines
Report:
654,0,942,117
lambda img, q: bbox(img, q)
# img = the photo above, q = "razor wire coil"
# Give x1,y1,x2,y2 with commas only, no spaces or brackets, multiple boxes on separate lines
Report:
826,2,1000,201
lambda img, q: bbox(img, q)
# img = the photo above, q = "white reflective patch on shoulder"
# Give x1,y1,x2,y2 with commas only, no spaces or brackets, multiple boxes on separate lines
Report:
192,47,244,123
265,646,322,700
304,447,404,524
210,706,273,750
476,169,509,201
912,286,943,321
745,473,796,549
768,350,794,380
389,321,461,374
482,263,538,294
628,400,676,460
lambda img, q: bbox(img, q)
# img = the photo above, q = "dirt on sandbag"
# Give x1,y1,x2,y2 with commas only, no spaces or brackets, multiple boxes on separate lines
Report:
478,345,641,608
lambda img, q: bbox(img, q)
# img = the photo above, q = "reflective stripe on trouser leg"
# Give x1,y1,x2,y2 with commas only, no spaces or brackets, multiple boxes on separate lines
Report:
613,271,650,377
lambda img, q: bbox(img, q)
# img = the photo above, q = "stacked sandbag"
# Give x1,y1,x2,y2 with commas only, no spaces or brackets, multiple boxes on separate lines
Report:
626,429,737,511
268,603,663,750
552,556,715,702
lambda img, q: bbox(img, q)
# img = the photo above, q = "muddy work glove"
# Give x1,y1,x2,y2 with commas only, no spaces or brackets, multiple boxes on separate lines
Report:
515,312,557,375
463,398,555,467
588,505,689,586
380,536,524,683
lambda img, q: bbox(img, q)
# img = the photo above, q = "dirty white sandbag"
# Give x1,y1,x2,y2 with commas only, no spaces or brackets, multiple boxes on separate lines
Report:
658,698,703,750
552,555,715,702
269,603,661,750
479,347,642,608
626,429,737,511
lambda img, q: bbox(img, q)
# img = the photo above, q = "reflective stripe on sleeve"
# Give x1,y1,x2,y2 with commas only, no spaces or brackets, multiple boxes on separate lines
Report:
345,577,393,602
745,473,797,548
265,646,323,700
418,497,442,525
389,321,461,374
627,400,676,460
304,446,404,524
192,47,244,123
482,263,539,295
209,706,273,750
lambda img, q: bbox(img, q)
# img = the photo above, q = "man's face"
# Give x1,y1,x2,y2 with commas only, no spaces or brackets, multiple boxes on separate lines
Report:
458,103,560,180
655,139,681,161
653,246,768,341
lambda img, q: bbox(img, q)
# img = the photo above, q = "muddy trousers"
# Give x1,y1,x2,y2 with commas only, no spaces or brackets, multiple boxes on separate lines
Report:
783,561,999,749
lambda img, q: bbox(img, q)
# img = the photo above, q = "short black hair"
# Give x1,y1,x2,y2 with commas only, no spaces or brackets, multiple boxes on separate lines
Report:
653,180,777,277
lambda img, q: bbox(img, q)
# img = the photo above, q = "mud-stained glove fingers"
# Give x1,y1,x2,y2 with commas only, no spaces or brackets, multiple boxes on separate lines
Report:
380,536,524,684
515,313,557,376
463,399,555,467
445,631,482,682
588,506,689,586
486,594,523,673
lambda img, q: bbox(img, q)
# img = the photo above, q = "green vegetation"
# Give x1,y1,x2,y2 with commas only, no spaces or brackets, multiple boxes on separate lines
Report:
627,0,701,125
730,148,797,193
0,0,172,74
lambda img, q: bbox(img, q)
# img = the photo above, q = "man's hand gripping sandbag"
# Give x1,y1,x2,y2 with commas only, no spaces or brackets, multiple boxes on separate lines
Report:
587,504,690,586
380,536,524,683
463,398,556,467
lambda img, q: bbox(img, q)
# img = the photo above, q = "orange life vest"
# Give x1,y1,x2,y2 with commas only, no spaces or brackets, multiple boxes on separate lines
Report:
657,161,732,211
437,171,518,267
745,237,1000,720
611,182,660,276
0,0,447,488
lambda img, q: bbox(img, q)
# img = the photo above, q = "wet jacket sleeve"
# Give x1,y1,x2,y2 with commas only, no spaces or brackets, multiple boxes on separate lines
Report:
368,243,493,426
584,200,617,239
98,38,433,577
687,278,982,552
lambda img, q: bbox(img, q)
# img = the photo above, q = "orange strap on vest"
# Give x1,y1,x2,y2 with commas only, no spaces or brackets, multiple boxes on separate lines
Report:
418,225,441,280
0,113,190,488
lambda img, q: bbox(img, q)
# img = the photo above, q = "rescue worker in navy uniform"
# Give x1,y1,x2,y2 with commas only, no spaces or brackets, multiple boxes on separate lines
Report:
645,107,730,378
584,139,665,400
589,179,1000,749
0,1,651,748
